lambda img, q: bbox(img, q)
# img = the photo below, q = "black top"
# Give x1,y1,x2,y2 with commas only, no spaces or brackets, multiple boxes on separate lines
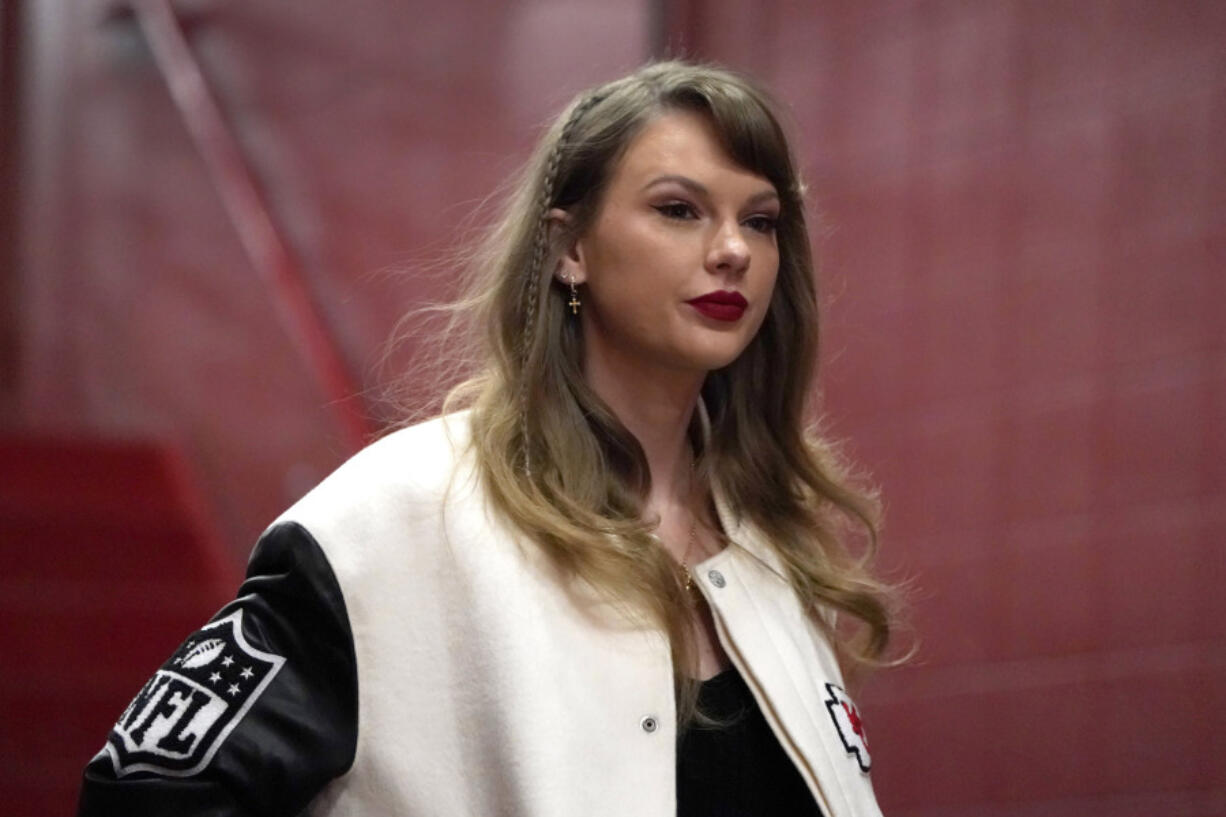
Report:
677,667,825,817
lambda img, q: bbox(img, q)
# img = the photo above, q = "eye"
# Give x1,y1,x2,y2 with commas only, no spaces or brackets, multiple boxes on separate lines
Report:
654,201,698,220
744,214,778,234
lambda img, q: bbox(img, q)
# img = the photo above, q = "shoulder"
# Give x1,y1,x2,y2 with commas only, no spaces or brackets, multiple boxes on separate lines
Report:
269,411,483,564
289,410,473,513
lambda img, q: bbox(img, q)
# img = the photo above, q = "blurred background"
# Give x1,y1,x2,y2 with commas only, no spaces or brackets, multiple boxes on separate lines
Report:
1,1,1223,815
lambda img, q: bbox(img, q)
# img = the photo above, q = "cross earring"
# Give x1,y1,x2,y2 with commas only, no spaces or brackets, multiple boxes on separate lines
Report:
567,275,581,315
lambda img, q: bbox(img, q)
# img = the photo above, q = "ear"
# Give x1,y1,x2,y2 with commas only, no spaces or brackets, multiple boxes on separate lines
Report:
546,208,587,285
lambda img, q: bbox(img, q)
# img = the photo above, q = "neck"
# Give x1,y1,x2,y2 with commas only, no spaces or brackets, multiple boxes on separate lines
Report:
582,348,704,511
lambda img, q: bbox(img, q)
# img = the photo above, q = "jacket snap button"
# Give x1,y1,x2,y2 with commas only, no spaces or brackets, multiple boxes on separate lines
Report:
707,570,726,588
640,715,658,733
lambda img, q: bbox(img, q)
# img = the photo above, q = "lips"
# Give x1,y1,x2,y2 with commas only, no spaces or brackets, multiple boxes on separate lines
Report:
687,290,748,322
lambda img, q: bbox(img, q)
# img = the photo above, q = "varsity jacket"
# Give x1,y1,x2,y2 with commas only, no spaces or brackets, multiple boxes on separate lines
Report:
78,410,882,817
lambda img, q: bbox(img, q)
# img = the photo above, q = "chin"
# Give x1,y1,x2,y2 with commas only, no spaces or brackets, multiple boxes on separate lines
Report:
681,343,751,373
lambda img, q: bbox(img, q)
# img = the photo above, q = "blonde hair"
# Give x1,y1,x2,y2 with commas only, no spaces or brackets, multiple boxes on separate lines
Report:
420,61,900,723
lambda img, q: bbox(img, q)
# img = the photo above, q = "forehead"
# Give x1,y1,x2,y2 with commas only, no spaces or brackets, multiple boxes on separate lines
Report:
608,109,776,195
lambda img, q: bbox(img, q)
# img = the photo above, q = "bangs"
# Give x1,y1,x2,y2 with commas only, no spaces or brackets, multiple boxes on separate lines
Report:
663,83,797,199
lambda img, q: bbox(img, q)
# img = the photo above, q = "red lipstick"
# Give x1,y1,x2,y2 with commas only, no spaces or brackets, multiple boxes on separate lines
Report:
687,290,748,322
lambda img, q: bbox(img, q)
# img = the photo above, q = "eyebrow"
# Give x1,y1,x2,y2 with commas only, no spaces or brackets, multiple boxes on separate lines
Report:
642,174,780,207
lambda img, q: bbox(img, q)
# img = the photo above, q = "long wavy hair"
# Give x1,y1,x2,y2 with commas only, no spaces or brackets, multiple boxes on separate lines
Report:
426,61,900,723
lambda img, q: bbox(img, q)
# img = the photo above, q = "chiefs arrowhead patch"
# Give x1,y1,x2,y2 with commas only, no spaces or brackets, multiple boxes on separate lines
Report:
824,682,871,773
102,610,285,777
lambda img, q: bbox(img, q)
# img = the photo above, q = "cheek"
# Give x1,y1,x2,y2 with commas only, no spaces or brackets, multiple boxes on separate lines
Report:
584,222,681,307
762,251,780,288
756,252,781,305
744,255,781,334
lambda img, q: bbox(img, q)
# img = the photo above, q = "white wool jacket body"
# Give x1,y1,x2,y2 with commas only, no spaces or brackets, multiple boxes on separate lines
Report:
79,411,883,817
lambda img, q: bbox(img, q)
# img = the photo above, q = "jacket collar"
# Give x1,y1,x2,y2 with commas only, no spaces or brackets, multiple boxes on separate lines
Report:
694,396,788,579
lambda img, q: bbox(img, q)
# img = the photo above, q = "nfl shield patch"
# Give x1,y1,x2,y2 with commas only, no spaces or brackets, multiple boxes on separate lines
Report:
103,610,286,777
824,682,871,773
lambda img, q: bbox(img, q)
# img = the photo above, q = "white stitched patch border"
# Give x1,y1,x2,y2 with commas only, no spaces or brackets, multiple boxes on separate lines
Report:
824,682,871,773
103,610,286,777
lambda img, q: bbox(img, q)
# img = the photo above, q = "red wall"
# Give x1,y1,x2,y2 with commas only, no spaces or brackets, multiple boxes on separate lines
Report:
702,2,1225,814
5,1,1224,814
11,0,652,549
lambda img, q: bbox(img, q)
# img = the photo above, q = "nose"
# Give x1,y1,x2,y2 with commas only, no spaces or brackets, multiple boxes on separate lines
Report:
705,219,750,277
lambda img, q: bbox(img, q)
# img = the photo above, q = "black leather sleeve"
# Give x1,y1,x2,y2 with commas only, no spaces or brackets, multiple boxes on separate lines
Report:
77,522,358,817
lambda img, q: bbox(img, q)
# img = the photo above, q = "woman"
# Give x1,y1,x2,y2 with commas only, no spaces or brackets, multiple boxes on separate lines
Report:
78,61,899,817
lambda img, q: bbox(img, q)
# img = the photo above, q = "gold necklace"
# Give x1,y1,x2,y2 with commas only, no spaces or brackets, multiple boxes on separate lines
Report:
680,512,699,592
679,449,701,592
651,449,701,592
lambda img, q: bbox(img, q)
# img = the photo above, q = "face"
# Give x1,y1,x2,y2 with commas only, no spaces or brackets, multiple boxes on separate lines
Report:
556,108,781,381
